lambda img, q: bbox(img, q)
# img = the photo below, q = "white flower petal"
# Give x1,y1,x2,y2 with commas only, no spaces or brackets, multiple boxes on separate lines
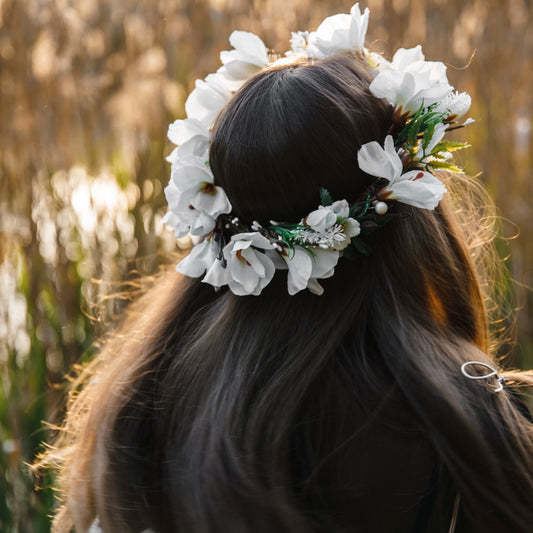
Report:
310,248,340,279
189,212,216,236
343,218,361,238
190,185,232,218
171,163,213,192
162,211,189,238
185,73,232,127
224,239,276,296
357,135,402,182
203,257,229,288
306,206,337,232
369,70,416,111
307,278,324,296
230,232,274,250
385,170,446,210
286,246,313,295
349,3,369,51
391,46,425,70
331,199,350,219
167,118,208,146
167,135,210,165
176,240,216,278
226,31,268,66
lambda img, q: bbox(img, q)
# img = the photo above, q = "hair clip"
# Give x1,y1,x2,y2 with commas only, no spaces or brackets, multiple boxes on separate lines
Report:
460,361,506,393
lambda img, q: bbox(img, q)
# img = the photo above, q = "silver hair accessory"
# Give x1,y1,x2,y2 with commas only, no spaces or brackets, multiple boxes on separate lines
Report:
461,361,506,393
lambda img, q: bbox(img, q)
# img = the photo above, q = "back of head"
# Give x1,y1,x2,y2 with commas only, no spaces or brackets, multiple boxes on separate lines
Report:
211,53,391,224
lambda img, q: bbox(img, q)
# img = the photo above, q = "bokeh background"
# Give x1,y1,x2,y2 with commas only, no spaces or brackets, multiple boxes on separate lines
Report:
1,0,532,530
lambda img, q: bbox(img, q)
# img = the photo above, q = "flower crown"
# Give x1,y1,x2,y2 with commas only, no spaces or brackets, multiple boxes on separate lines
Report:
163,3,474,296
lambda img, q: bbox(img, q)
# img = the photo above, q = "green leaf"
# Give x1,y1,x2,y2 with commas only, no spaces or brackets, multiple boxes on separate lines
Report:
408,117,423,147
427,160,463,173
319,187,333,206
421,121,436,152
432,141,470,153
351,193,371,218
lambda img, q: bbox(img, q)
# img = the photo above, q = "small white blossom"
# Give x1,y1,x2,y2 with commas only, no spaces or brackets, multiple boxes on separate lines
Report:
435,91,472,121
221,232,276,295
358,135,446,210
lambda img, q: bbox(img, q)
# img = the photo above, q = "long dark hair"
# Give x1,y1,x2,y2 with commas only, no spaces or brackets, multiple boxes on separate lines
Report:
44,53,533,532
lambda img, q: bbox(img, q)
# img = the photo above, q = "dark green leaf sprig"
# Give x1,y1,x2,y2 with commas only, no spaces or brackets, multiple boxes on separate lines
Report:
394,103,470,174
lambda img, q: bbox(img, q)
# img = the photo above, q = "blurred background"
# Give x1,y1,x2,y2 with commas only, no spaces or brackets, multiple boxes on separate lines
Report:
0,0,532,530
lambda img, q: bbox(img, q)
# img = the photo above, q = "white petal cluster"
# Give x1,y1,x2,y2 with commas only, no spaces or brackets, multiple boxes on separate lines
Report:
164,31,269,242
304,200,360,250
369,45,452,117
358,136,446,210
287,4,369,58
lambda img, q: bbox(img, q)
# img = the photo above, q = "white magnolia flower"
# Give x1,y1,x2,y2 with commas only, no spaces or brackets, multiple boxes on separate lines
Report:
435,91,471,121
358,135,446,210
370,45,451,116
167,118,209,147
185,73,232,127
370,69,452,117
176,239,218,278
222,232,276,295
217,31,269,90
314,3,369,55
285,246,340,295
165,158,232,237
175,184,231,232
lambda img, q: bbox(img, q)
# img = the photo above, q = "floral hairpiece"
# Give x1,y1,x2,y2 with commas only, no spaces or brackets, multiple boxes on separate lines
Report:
163,3,474,296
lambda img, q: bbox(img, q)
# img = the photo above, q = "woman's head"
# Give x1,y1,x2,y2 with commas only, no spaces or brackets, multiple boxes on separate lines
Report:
210,53,392,224
208,52,488,349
